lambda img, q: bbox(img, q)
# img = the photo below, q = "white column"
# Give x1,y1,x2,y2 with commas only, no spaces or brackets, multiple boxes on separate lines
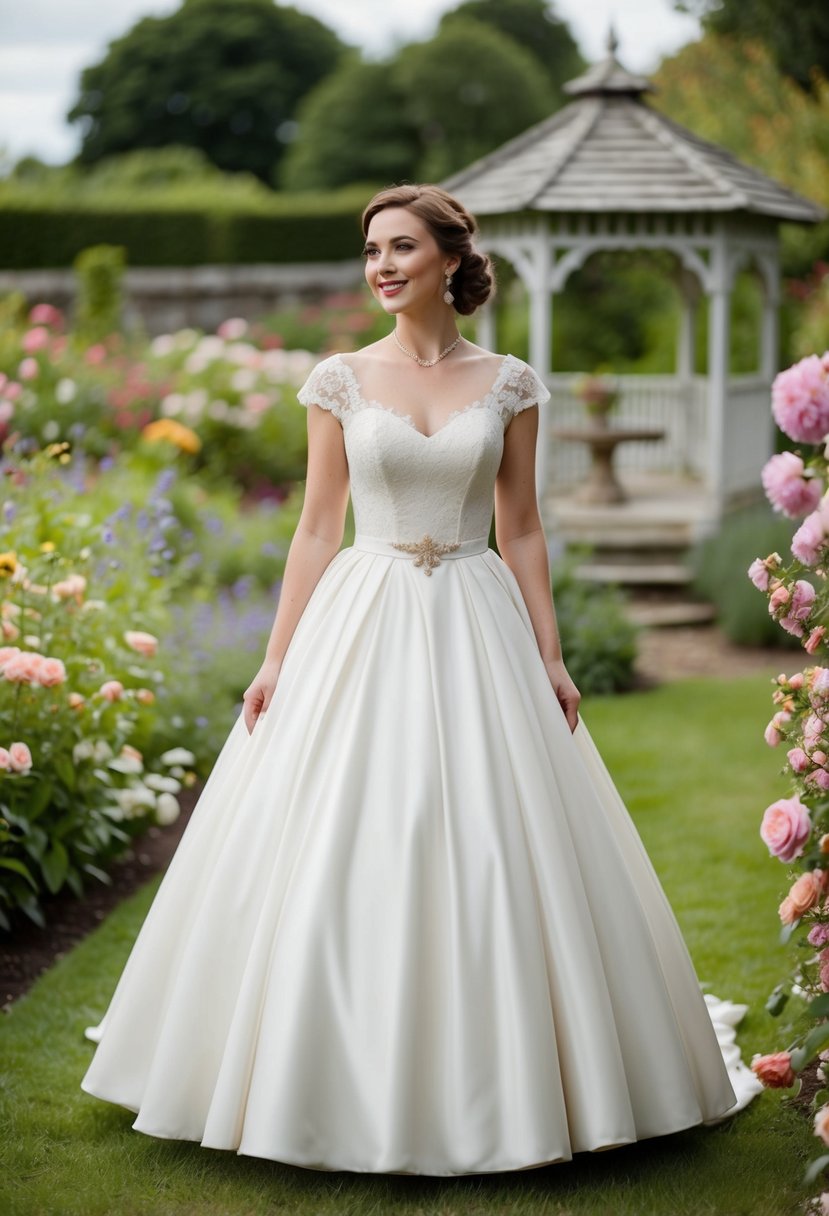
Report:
528,228,552,502
706,229,731,515
676,268,699,475
476,298,497,352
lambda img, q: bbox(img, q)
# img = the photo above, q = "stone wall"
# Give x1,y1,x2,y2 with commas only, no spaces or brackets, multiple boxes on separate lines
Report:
0,260,365,335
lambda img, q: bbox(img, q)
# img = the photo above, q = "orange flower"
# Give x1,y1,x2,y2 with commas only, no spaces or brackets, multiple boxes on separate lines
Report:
141,419,201,454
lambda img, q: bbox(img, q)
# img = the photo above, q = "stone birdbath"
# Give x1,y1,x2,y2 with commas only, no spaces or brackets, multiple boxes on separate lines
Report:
552,374,665,505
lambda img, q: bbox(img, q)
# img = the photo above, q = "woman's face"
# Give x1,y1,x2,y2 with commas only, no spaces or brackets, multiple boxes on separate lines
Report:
363,206,457,317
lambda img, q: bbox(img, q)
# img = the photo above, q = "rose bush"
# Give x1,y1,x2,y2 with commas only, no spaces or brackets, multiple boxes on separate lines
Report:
748,349,829,1204
0,440,198,930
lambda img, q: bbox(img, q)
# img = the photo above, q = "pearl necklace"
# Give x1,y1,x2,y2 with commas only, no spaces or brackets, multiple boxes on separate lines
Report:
393,330,462,367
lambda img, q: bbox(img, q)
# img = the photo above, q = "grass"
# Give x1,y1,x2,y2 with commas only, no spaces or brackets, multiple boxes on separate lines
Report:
0,676,821,1215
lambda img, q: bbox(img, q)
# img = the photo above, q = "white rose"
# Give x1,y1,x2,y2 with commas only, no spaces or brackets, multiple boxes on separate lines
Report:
155,792,180,825
144,773,181,794
160,747,195,767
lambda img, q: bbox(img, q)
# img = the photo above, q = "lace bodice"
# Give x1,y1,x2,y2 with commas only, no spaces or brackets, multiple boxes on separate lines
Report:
296,352,550,544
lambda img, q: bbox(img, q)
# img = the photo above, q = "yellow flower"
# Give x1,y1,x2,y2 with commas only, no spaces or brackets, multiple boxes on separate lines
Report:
141,419,201,454
39,541,56,553
0,551,17,577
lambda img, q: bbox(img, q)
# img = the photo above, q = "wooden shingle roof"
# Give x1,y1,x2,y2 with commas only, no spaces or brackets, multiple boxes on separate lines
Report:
443,37,825,224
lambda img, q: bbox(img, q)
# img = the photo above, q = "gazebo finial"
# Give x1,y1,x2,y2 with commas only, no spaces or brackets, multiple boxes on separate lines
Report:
606,22,619,57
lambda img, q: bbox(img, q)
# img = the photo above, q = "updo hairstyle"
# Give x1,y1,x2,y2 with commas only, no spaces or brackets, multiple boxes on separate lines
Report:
361,184,495,316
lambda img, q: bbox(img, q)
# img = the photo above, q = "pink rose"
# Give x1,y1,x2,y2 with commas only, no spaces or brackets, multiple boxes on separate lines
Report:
772,354,829,444
124,630,158,658
751,1051,796,1088
769,585,791,613
99,679,124,701
790,580,816,620
52,573,86,602
762,452,823,518
813,668,829,700
21,326,50,354
792,511,826,565
18,357,38,381
3,651,42,683
28,303,62,327
812,769,829,792
136,687,155,705
765,710,792,746
789,672,806,689
788,746,811,773
821,948,829,992
808,923,829,947
748,558,772,590
779,615,805,638
760,795,812,861
0,747,9,770
67,692,85,710
243,393,270,416
8,741,32,773
0,645,21,671
807,627,827,655
217,317,248,340
806,713,826,747
35,656,66,687
815,1105,829,1147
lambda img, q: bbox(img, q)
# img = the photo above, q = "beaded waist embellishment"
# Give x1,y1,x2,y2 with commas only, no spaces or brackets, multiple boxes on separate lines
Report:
353,533,489,575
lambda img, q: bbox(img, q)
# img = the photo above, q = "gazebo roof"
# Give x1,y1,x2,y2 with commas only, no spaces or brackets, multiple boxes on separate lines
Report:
443,31,825,224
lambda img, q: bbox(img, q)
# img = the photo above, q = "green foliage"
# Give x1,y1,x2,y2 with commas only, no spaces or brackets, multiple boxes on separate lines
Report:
395,18,555,181
652,33,829,277
439,0,584,99
689,506,801,647
66,0,345,183
549,557,639,694
72,245,126,343
675,0,829,93
280,58,419,191
0,446,199,930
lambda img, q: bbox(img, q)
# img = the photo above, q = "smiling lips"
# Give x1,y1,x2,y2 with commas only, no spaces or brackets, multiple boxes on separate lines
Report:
379,281,407,296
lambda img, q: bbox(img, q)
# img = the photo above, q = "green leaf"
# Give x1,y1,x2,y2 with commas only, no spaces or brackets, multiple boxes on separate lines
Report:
809,994,829,1019
25,780,53,821
81,863,112,885
41,840,69,894
17,893,45,928
0,856,38,889
766,985,790,1016
792,1022,829,1072
52,754,76,790
804,1153,829,1185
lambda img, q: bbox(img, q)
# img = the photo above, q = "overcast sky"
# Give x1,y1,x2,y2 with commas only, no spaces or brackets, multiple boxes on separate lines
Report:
0,0,702,166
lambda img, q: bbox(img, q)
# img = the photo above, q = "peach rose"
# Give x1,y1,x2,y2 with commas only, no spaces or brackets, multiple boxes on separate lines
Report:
8,741,32,773
98,679,124,701
124,630,158,658
68,692,85,710
781,871,826,922
1,620,19,640
135,688,155,705
0,645,21,669
779,895,798,924
3,651,42,683
35,656,66,687
751,1051,796,1088
52,573,87,603
0,747,10,770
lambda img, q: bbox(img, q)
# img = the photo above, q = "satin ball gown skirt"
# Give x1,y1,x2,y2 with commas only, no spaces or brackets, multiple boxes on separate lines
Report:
80,537,740,1176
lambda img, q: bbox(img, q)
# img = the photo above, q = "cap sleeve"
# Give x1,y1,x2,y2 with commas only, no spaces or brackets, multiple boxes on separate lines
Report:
296,355,355,425
502,358,550,423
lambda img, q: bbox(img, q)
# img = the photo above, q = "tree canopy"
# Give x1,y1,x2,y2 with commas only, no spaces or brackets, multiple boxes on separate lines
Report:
674,0,829,92
67,0,345,182
279,58,420,191
439,0,584,102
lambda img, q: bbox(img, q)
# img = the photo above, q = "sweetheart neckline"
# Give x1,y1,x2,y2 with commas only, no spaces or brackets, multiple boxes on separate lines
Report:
332,352,515,440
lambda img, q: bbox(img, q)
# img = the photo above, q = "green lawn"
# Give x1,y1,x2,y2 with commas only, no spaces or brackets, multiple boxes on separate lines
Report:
1,676,820,1216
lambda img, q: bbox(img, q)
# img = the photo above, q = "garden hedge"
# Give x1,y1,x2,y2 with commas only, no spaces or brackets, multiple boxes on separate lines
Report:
0,191,370,269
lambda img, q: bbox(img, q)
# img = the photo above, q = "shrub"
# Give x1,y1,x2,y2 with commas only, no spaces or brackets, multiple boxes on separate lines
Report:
549,557,639,694
689,507,801,647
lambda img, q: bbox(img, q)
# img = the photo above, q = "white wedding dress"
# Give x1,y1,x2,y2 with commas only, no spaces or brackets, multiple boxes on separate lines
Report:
81,352,759,1176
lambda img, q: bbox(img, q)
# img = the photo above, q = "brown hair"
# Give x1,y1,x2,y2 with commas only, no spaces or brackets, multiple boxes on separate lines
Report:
361,184,495,316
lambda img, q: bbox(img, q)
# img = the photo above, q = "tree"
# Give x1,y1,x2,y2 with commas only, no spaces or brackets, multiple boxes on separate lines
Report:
67,0,345,183
651,32,829,274
439,0,584,102
280,58,420,191
395,19,555,181
674,0,829,92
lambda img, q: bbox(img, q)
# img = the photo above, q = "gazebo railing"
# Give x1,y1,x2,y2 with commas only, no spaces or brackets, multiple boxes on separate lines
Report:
722,375,774,497
543,373,709,487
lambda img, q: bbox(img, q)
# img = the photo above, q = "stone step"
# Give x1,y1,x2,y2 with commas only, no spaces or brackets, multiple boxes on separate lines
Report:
626,599,716,628
574,560,692,586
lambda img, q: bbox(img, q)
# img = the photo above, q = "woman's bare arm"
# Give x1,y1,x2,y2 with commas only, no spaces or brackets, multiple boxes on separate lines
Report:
242,403,350,733
493,405,581,731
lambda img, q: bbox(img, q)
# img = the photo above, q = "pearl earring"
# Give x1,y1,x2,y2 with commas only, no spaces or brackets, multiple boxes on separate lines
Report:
443,272,455,306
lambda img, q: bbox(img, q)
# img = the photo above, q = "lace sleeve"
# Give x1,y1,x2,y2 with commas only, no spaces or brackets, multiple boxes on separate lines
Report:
502,359,551,424
296,355,353,425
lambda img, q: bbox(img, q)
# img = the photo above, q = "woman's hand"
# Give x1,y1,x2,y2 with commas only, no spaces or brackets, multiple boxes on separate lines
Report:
543,658,581,733
243,658,282,735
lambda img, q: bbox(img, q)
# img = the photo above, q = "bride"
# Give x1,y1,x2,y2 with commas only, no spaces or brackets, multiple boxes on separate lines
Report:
81,183,750,1176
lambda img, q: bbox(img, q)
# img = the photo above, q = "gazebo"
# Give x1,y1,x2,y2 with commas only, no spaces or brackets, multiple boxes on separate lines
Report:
444,31,825,548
